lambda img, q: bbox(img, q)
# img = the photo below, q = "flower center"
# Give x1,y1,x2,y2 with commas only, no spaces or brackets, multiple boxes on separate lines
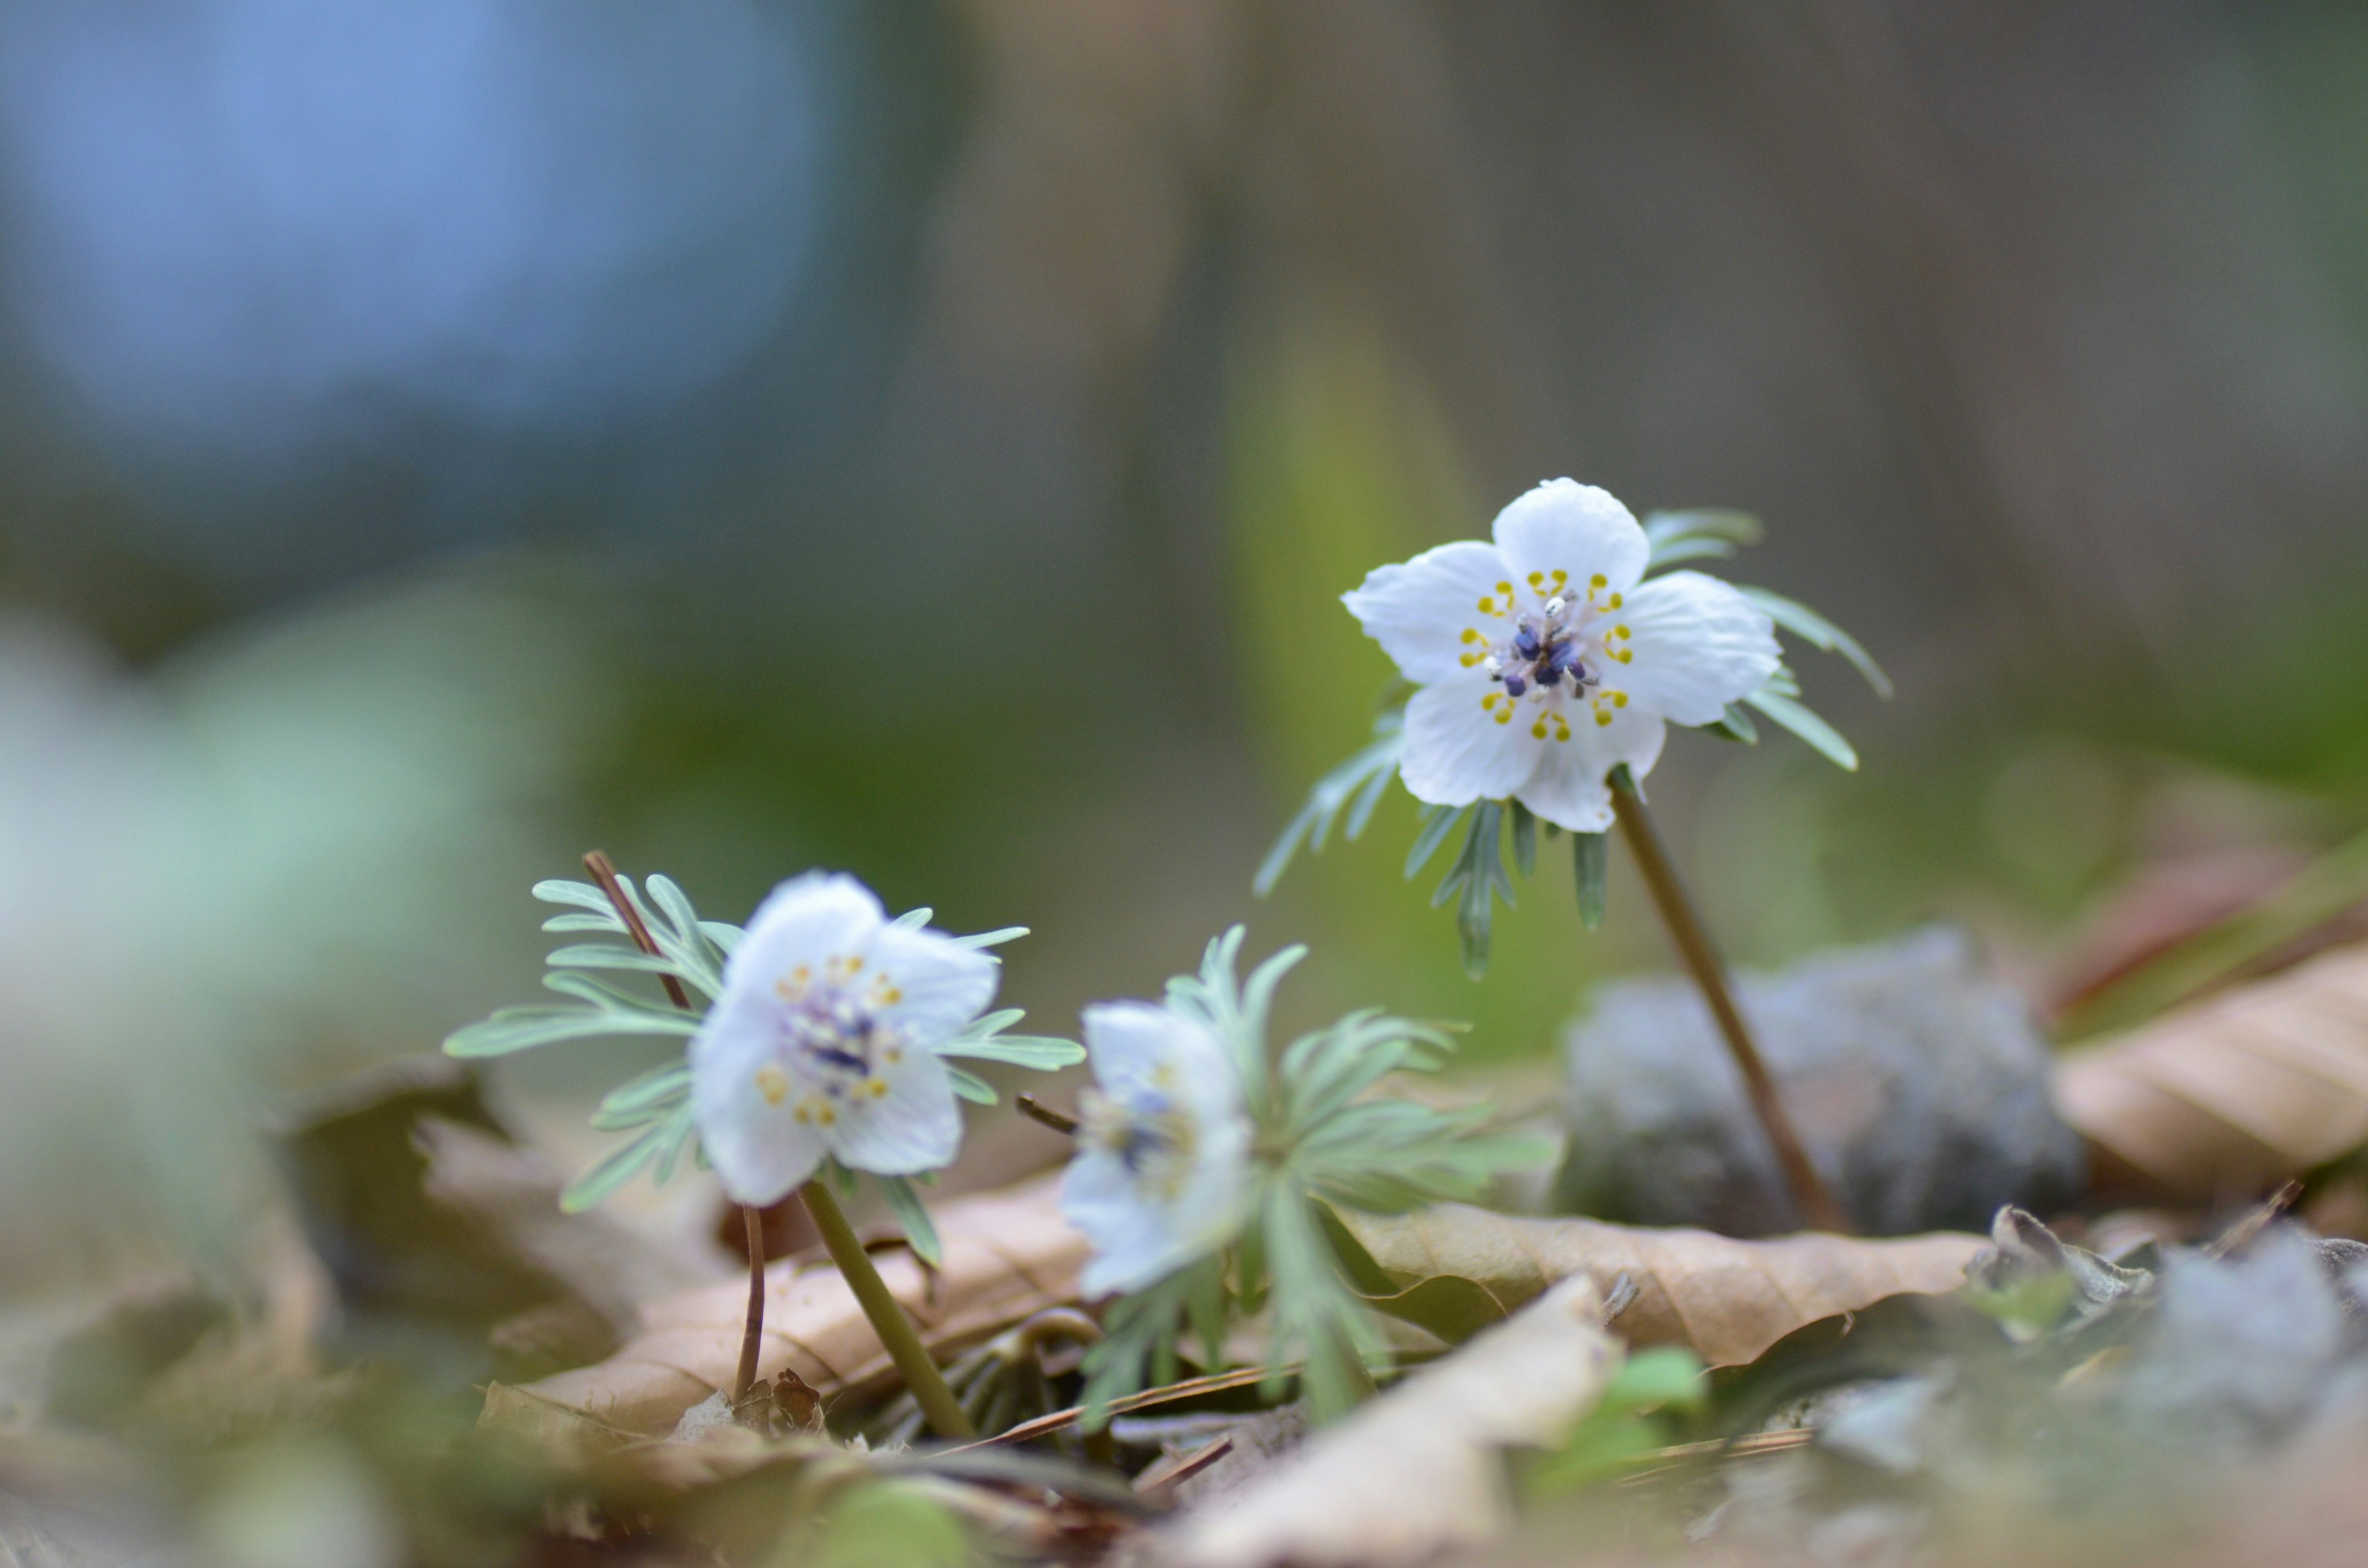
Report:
764,955,906,1125
1080,1085,1199,1201
1460,570,1637,735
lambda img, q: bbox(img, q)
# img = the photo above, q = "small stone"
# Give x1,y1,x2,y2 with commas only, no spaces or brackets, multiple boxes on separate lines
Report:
1555,926,2085,1236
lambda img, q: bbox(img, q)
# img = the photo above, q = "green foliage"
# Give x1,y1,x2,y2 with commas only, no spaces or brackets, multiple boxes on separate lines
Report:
1077,930,1554,1427
1252,709,1406,897
1522,1346,1708,1496
445,866,1074,1228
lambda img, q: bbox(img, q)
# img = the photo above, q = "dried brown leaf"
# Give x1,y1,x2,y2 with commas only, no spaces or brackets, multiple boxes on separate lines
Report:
2054,938,2368,1198
503,1175,1087,1435
1162,1276,1617,1568
1342,1205,1982,1368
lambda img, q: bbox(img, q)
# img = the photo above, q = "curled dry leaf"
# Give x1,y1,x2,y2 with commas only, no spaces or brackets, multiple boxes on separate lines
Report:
1342,1205,1982,1368
500,1175,1087,1436
2054,938,2368,1199
1163,1276,1616,1568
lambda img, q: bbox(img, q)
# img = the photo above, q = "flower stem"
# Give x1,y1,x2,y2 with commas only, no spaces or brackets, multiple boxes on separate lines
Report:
799,1176,977,1440
733,1205,766,1405
1605,771,1854,1234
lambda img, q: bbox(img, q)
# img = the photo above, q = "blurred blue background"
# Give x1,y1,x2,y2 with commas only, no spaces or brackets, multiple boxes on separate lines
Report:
2,0,2365,1282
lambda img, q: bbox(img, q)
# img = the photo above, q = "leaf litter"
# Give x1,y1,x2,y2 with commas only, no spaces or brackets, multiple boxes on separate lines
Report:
26,938,2368,1566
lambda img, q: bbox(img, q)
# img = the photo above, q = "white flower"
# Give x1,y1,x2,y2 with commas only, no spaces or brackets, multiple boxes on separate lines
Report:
1342,479,1780,832
690,872,997,1205
1061,1000,1255,1296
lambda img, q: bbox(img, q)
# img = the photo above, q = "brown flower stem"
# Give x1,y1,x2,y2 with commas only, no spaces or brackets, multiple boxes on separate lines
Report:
799,1176,976,1440
1605,772,1854,1234
583,851,776,1397
734,1205,767,1405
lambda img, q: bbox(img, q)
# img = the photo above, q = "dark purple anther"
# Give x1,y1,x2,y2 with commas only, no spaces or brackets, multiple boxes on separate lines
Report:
1512,625,1541,660
1503,674,1527,697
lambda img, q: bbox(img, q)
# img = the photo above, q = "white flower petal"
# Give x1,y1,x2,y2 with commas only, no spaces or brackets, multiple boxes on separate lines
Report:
691,985,829,1205
1082,1001,1240,1128
1063,1111,1252,1297
1610,570,1780,725
1489,480,1648,595
1065,1148,1190,1296
1399,668,1542,807
725,871,886,990
822,1046,964,1175
867,923,998,1051
1515,703,1666,831
1340,541,1507,684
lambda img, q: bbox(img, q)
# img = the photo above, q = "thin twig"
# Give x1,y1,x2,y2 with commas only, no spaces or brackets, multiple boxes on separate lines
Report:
583,850,770,1401
2205,1179,2304,1258
1016,1094,1080,1136
583,850,692,1011
1607,771,1853,1234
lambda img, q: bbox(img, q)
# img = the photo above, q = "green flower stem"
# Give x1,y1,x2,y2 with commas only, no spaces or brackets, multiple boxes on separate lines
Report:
1606,769,1853,1234
799,1176,977,1440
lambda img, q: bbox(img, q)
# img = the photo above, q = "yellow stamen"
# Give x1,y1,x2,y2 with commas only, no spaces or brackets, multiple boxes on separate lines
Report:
755,1065,789,1106
1595,710,1613,726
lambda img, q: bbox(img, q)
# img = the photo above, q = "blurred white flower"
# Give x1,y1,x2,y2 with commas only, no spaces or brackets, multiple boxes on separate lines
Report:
1061,1000,1253,1297
689,874,996,1205
1342,479,1779,831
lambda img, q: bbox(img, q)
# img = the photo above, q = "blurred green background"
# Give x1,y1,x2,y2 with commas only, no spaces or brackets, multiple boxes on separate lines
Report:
2,0,2366,1290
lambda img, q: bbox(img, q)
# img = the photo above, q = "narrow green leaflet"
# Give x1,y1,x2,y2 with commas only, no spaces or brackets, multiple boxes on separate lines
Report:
445,1004,697,1058
561,1102,696,1213
1254,711,1407,896
1743,683,1859,770
934,1008,1083,1070
1431,802,1516,979
1404,800,1470,879
1740,585,1893,697
878,1175,944,1268
1572,830,1608,929
945,1065,998,1105
1642,508,1762,569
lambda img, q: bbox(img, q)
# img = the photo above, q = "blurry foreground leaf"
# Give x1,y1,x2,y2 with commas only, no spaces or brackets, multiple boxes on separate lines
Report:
2055,937,2368,1198
1164,1276,1616,1568
1339,1205,1982,1368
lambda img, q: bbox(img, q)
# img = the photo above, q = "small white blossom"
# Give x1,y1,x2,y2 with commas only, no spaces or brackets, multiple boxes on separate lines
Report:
690,872,996,1205
1342,479,1780,831
1061,1000,1254,1297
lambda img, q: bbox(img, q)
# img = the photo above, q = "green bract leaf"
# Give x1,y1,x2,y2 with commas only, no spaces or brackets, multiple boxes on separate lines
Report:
1254,710,1407,897
1572,831,1608,929
1404,801,1469,880
1642,508,1762,569
878,1175,944,1268
1740,585,1893,698
1431,802,1515,979
1743,684,1859,770
443,1005,699,1057
945,1065,997,1105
